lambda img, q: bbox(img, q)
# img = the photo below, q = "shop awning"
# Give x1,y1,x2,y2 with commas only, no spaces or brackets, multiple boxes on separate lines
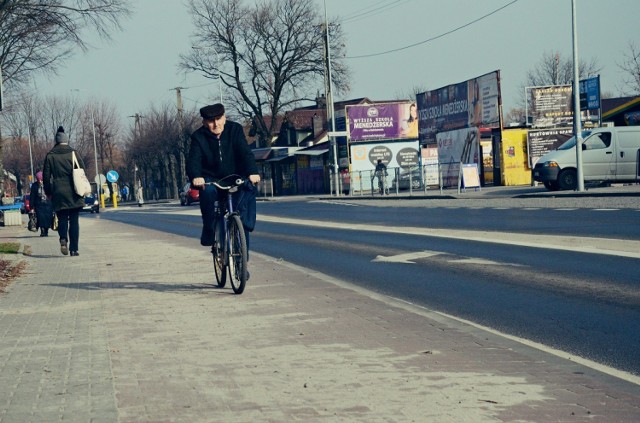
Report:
293,149,328,156
252,148,272,161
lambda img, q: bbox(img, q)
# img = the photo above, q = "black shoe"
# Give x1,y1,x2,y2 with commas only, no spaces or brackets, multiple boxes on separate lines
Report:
200,227,214,246
70,251,79,256
60,239,69,256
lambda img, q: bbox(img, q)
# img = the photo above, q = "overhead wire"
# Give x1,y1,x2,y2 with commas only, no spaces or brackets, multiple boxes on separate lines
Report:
345,0,519,59
341,0,413,24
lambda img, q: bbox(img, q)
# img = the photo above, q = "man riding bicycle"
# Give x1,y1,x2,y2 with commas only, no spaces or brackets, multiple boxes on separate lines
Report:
186,103,261,250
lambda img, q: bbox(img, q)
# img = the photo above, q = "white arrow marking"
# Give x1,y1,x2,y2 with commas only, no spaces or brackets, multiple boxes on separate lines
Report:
450,258,521,266
372,250,441,264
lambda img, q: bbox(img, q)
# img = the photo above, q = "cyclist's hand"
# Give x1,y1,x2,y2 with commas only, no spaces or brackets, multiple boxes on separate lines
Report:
249,174,261,185
192,177,205,187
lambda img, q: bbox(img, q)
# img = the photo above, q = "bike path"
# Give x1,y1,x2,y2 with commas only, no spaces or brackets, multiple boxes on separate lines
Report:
0,214,639,422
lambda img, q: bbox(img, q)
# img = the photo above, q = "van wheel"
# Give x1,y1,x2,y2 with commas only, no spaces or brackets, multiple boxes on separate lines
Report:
558,169,577,190
544,181,560,191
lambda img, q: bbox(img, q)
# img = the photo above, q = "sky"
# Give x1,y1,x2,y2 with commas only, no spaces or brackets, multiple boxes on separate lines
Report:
29,0,640,127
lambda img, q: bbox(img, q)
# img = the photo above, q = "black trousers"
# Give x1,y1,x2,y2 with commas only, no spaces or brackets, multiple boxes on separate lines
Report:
57,207,81,252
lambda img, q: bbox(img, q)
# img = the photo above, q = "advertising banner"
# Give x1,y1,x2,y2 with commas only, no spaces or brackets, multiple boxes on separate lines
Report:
347,102,418,142
527,127,573,167
436,127,479,188
350,140,420,191
417,70,500,145
528,85,573,128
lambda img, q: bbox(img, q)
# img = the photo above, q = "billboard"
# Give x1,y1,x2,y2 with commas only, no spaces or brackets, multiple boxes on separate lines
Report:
527,85,573,128
579,76,600,111
347,102,418,142
526,128,573,168
417,70,500,145
350,140,420,191
436,127,479,188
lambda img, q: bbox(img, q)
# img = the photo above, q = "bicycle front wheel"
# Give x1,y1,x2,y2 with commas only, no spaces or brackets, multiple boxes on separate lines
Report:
212,221,226,288
227,214,248,294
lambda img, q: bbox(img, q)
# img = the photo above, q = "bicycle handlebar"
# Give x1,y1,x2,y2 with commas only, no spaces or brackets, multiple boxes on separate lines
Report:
202,178,244,191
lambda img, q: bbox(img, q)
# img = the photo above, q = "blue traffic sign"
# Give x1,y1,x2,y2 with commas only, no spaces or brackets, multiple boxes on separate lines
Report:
106,170,120,183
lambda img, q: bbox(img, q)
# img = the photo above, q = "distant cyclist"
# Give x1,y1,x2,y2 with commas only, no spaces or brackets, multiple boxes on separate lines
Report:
374,159,388,195
186,103,261,250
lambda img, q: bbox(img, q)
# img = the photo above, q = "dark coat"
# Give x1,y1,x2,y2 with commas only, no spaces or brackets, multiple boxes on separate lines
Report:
186,120,259,182
43,144,86,211
30,181,54,229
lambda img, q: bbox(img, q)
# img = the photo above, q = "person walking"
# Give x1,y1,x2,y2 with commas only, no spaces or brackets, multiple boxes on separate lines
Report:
136,184,144,207
29,171,54,236
43,126,85,256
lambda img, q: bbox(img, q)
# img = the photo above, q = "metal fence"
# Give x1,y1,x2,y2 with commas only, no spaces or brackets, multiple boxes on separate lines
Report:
340,163,447,196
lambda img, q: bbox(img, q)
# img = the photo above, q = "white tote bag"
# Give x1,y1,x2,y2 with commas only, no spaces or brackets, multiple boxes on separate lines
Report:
72,151,92,196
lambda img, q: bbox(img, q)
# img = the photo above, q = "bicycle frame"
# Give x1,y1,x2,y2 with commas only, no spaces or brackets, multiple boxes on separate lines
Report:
214,186,239,267
206,176,248,294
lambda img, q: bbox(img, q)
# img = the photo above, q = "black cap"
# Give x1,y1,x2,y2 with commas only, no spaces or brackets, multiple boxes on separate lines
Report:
200,103,225,119
57,126,65,133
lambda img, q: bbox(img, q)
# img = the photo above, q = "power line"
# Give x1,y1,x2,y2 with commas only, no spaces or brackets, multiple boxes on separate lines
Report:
345,0,519,59
341,0,411,24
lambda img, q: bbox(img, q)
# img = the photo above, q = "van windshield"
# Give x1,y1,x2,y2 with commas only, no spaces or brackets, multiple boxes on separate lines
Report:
556,130,592,150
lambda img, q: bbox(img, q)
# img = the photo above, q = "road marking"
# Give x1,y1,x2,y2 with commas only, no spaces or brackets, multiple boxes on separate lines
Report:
450,258,522,266
258,214,640,259
372,250,441,263
311,200,362,207
593,208,619,211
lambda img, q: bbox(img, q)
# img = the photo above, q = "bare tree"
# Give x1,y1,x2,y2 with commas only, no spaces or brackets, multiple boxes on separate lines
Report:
0,0,131,195
618,41,640,95
180,0,350,147
123,104,197,200
0,0,131,86
506,51,602,125
394,85,429,102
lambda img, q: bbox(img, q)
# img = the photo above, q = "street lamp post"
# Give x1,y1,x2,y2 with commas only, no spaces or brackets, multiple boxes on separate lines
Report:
26,123,34,182
90,108,102,204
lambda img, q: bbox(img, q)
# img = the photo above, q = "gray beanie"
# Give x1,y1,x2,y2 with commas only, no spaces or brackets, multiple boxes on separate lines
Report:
55,126,68,144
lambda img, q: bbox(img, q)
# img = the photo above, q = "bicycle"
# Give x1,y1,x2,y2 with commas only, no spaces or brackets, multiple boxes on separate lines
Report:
204,176,249,294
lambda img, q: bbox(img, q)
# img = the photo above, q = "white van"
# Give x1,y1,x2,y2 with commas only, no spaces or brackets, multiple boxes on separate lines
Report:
532,126,640,190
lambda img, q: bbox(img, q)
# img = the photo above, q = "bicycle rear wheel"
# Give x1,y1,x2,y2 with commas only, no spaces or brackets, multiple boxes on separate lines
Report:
212,221,226,287
227,214,248,294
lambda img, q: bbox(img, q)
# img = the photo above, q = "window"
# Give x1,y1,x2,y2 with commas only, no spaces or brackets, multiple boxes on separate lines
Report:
583,132,611,150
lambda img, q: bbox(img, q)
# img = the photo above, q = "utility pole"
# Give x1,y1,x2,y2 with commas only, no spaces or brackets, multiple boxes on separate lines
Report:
324,1,340,196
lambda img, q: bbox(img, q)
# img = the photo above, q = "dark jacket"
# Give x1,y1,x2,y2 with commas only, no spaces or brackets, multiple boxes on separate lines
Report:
186,120,259,182
43,144,86,211
30,181,54,229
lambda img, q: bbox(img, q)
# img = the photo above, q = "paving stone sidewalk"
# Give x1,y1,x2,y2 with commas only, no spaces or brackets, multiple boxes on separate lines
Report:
0,215,639,422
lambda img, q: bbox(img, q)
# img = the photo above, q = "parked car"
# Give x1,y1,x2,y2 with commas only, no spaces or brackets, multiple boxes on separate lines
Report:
20,194,31,214
179,182,200,206
391,167,423,191
82,194,100,213
533,126,640,190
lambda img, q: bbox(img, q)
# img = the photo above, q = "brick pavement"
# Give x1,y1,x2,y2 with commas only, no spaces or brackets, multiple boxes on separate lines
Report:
0,211,639,422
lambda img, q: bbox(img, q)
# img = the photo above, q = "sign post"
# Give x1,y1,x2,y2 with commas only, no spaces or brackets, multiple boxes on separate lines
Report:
106,170,120,208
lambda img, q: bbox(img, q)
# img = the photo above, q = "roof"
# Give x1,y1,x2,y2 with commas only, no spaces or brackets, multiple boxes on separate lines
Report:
602,96,640,120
